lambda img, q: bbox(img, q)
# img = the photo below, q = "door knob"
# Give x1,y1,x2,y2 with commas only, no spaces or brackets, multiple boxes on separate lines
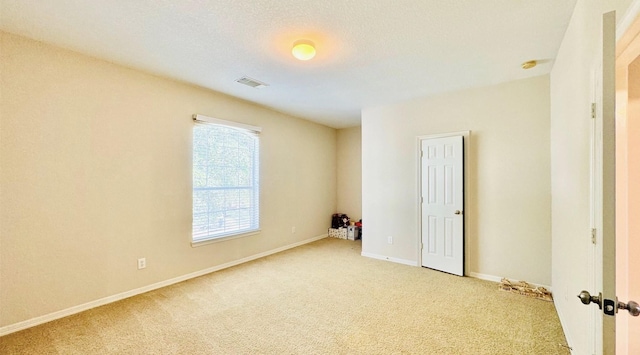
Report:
618,300,640,317
454,210,462,215
578,290,602,309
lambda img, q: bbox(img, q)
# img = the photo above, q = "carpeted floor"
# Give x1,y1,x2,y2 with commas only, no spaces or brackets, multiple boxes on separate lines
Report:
0,238,569,354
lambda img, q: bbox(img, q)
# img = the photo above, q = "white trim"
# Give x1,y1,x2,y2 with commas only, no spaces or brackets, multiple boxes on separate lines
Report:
469,272,503,283
554,299,576,354
192,114,262,133
0,234,327,337
416,130,471,141
469,272,552,291
360,252,418,267
617,0,640,40
191,230,261,247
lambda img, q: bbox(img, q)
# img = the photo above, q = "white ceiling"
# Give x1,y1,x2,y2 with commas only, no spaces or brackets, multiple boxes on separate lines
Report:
0,0,577,128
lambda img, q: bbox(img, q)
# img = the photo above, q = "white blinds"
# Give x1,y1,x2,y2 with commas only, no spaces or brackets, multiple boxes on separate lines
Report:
193,114,261,134
192,115,260,242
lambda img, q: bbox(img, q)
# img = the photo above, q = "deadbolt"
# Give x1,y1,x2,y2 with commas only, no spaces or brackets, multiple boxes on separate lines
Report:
454,210,462,215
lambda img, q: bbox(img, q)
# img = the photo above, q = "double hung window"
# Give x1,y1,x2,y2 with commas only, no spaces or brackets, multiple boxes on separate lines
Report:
192,115,260,243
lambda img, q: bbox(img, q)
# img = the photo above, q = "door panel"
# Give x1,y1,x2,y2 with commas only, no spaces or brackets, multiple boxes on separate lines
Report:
601,10,616,354
585,11,616,354
420,135,464,276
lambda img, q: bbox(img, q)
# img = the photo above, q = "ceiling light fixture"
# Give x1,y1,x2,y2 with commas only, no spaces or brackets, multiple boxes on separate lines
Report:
292,40,316,61
521,60,537,69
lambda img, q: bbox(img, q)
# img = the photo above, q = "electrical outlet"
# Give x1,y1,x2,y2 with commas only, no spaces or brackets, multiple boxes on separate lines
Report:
137,258,146,270
291,226,296,233
387,236,393,244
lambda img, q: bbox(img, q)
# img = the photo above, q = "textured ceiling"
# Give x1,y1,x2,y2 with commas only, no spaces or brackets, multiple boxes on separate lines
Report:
0,0,577,128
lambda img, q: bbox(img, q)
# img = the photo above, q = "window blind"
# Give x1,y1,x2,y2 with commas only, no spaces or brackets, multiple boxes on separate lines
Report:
192,115,260,242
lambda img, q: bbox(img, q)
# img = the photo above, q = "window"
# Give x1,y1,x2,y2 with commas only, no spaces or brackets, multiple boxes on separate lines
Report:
192,114,260,243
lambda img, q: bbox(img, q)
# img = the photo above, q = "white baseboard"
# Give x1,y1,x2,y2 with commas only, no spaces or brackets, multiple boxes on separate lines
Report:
553,300,575,354
360,252,418,267
468,272,503,283
0,234,327,337
469,272,552,291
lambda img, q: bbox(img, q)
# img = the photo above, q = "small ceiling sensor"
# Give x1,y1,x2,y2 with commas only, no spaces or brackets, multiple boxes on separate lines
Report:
522,60,537,70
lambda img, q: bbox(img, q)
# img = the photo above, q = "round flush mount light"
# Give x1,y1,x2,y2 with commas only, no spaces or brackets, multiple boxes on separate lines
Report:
292,40,316,61
521,60,537,69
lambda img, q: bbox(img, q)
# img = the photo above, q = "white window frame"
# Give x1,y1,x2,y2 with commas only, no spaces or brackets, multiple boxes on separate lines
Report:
191,114,261,246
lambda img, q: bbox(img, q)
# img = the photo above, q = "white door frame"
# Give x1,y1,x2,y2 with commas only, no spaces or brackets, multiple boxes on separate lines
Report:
617,0,640,41
416,131,470,272
613,2,640,353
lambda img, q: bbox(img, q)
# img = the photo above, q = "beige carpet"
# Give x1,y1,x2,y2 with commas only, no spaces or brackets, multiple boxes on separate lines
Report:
0,238,569,354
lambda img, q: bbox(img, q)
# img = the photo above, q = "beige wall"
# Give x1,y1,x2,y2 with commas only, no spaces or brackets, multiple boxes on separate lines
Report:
550,0,633,353
0,32,337,328
336,126,362,221
361,75,551,285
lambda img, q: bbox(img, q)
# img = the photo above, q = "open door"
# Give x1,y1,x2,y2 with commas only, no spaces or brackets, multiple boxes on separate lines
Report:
601,11,617,354
580,11,640,355
580,10,616,355
420,135,464,276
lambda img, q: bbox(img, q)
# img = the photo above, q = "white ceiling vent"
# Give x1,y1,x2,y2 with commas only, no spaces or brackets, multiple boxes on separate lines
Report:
235,76,269,89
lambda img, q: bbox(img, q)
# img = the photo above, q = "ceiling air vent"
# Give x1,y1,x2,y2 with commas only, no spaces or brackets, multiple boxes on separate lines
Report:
235,76,269,89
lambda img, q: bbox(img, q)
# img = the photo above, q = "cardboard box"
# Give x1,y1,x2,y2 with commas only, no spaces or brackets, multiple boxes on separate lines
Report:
347,226,359,240
328,228,347,239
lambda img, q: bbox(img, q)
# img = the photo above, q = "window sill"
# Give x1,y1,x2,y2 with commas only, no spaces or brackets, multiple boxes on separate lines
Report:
191,230,261,248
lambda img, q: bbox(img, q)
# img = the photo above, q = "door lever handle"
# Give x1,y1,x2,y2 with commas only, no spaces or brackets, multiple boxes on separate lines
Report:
454,210,462,215
618,300,640,317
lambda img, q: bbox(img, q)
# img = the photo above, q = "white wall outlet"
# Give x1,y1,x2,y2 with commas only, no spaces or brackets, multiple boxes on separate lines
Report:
137,258,146,270
291,226,296,234
387,236,393,244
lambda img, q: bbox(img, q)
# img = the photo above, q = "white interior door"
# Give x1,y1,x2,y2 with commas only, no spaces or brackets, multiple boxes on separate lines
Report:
585,10,616,355
600,11,617,354
420,135,464,276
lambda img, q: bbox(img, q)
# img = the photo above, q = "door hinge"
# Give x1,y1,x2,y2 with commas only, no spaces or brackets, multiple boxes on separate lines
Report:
591,103,596,119
421,197,424,204
421,150,424,158
421,243,424,250
591,228,597,244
